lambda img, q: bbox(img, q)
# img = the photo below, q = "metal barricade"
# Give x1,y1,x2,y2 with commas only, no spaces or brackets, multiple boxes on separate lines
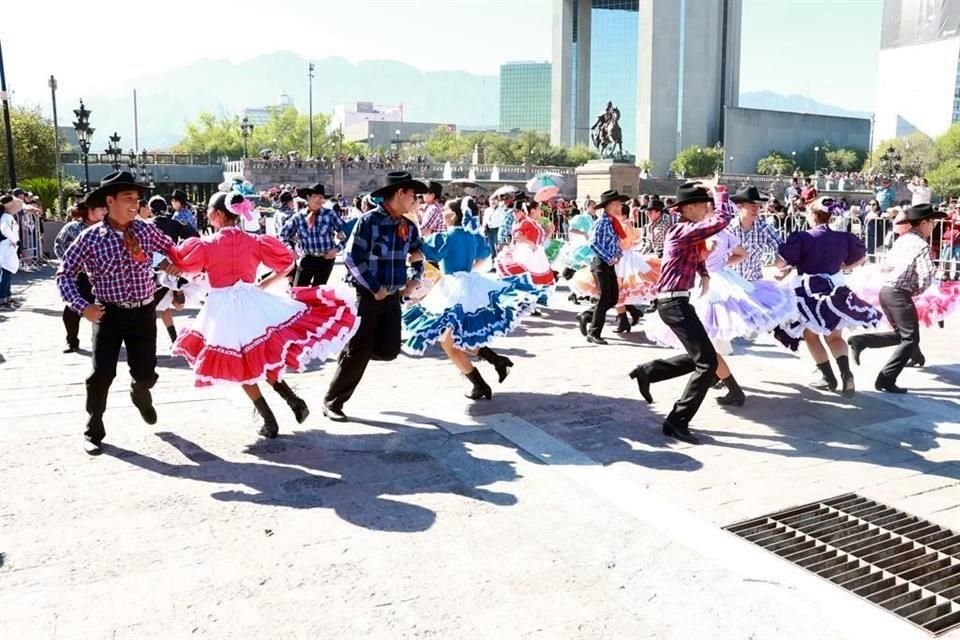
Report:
16,210,43,268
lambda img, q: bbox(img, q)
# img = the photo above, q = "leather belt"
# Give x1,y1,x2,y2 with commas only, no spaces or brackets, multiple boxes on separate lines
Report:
656,291,691,300
100,297,154,309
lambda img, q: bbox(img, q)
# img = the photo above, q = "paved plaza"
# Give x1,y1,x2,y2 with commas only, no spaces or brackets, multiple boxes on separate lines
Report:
2,265,959,639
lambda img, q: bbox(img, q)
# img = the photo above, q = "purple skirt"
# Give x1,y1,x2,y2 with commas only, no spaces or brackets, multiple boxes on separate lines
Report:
774,273,882,351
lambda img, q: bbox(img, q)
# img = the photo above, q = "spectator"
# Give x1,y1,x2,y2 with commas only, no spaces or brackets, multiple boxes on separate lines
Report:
0,194,21,308
907,177,932,206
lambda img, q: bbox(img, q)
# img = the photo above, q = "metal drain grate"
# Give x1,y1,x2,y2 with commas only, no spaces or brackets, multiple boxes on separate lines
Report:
726,494,960,635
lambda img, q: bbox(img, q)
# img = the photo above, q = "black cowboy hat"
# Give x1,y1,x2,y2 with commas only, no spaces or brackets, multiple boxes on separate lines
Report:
597,189,629,209
168,188,190,204
647,198,665,211
89,170,148,203
296,183,327,199
424,180,443,198
673,182,712,208
81,190,107,209
904,203,946,222
278,191,294,204
731,185,766,204
370,171,428,199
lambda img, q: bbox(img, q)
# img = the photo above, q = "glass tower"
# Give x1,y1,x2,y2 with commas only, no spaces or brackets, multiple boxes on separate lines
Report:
499,62,552,133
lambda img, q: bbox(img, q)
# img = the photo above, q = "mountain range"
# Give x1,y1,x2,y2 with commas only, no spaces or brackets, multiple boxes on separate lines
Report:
54,52,870,150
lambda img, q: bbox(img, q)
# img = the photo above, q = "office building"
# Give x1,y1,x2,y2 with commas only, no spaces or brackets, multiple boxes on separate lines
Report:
499,62,552,133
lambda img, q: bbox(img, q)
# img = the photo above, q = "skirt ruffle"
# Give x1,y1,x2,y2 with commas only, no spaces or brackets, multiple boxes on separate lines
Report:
496,243,557,287
552,239,595,272
774,272,882,351
569,252,661,305
401,271,539,354
173,282,359,387
648,269,798,353
846,265,960,329
155,272,209,312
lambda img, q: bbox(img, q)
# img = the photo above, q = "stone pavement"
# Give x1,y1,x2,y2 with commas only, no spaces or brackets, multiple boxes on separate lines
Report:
1,265,959,639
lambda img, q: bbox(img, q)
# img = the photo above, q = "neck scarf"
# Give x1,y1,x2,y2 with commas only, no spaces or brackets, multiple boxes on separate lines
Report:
607,212,627,240
384,205,410,241
105,216,147,263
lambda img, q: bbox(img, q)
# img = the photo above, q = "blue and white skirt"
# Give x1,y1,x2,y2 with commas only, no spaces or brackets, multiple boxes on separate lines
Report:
401,271,540,354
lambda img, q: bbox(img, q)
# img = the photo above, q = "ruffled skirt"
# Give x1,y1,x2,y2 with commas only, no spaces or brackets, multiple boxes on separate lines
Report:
648,269,798,354
845,265,960,329
774,272,882,351
569,252,661,306
155,271,209,312
552,237,595,272
401,271,540,354
496,243,557,287
173,282,359,387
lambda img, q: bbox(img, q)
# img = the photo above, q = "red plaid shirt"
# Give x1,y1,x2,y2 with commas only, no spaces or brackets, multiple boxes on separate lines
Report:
656,190,735,293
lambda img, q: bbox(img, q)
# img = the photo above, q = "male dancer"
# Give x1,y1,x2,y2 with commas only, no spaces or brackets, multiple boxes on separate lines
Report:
418,181,446,236
280,183,344,286
578,189,627,345
147,195,199,343
56,171,182,454
169,189,197,231
729,185,781,282
496,190,518,248
848,203,942,393
628,181,735,444
323,172,426,421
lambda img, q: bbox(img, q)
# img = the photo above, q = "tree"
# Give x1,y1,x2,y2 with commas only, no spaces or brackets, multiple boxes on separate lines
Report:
865,133,939,176
926,159,960,198
0,105,58,187
670,145,723,178
755,151,793,176
935,123,960,162
824,148,863,172
566,145,598,167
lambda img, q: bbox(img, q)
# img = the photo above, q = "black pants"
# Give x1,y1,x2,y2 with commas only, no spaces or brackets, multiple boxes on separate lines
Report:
325,290,402,409
295,255,335,287
637,298,717,427
85,304,159,441
854,286,919,382
589,258,619,338
62,273,94,348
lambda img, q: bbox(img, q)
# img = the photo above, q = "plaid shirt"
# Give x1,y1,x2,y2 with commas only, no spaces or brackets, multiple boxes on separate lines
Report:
173,208,197,230
56,220,176,314
883,230,936,294
730,216,782,281
643,215,674,255
54,220,85,259
345,205,424,294
280,209,344,256
419,202,447,236
656,190,736,294
590,214,623,265
497,207,516,245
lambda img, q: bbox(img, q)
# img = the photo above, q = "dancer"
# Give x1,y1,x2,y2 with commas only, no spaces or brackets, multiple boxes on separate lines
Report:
729,186,782,283
54,195,107,353
169,189,197,231
647,221,797,407
402,198,538,399
56,171,184,455
495,190,519,248
280,183,345,286
172,192,358,437
575,190,626,344
323,172,427,422
418,181,446,236
628,181,735,445
847,204,945,392
640,198,672,258
147,195,201,344
773,196,882,397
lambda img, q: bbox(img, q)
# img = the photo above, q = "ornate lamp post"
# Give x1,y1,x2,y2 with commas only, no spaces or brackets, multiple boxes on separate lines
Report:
104,131,122,170
240,116,254,158
814,145,820,173
880,145,902,176
72,99,93,191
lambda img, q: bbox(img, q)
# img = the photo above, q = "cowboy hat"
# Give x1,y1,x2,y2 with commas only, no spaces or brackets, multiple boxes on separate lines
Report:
89,170,148,203
597,189,629,209
904,203,945,222
673,182,712,208
424,180,443,198
168,188,190,204
296,183,327,199
370,172,428,199
731,185,766,204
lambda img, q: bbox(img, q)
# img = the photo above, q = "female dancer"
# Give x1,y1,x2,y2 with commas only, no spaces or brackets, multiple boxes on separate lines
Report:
172,192,359,438
54,196,107,352
402,198,538,399
495,195,557,304
774,196,882,397
648,224,797,406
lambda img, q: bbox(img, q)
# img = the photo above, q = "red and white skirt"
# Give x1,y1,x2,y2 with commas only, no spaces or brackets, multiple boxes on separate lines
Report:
495,243,556,287
173,282,359,387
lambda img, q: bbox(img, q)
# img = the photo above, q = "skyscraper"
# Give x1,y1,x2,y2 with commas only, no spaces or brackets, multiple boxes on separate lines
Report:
499,62,552,133
550,0,742,171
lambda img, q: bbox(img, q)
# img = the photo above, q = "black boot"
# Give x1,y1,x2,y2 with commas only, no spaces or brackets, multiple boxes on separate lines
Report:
811,362,838,391
626,305,643,325
271,379,310,424
613,313,631,334
567,292,579,305
253,396,279,438
477,346,513,383
716,375,746,407
464,367,492,400
577,311,590,337
906,347,926,368
562,268,576,281
847,336,864,366
166,324,178,343
130,384,158,425
836,355,855,398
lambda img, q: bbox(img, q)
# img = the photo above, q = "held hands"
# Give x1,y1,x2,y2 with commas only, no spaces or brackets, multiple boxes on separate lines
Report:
323,248,338,259
157,259,183,277
374,286,389,301
82,303,105,324
400,279,419,298
699,275,710,297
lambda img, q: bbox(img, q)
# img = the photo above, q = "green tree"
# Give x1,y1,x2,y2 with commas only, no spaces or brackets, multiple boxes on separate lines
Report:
935,123,960,162
174,111,243,158
565,145,598,167
824,148,863,172
926,159,960,198
755,151,793,176
0,105,59,187
670,145,723,178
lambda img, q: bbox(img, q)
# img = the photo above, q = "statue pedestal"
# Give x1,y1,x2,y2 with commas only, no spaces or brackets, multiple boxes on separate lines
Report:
575,159,641,202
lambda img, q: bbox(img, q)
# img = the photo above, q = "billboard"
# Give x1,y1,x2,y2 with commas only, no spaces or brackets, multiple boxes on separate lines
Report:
881,0,960,48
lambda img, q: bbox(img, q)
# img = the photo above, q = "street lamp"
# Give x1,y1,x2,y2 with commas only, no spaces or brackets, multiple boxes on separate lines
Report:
239,116,254,158
880,145,902,176
104,131,122,170
308,62,315,158
814,145,820,173
48,75,64,211
72,99,94,191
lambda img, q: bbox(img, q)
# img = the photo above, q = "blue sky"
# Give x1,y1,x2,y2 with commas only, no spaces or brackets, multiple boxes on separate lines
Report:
1,0,883,112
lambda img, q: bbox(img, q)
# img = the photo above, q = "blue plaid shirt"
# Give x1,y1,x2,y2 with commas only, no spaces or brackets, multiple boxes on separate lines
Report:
280,209,344,256
497,206,516,245
590,214,623,265
54,220,85,259
173,207,197,230
345,206,424,294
